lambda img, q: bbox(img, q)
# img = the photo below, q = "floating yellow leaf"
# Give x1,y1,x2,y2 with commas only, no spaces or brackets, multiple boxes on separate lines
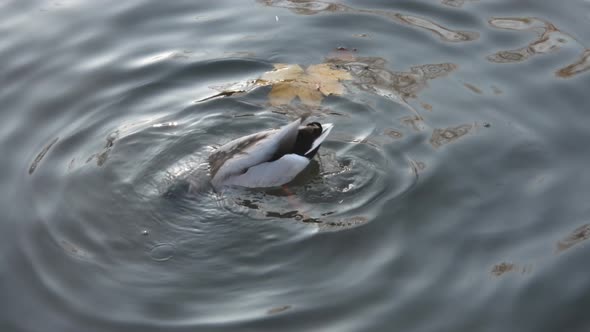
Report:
259,63,304,82
258,63,352,106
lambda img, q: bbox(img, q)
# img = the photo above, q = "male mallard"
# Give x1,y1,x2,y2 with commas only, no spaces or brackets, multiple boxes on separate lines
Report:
209,118,333,189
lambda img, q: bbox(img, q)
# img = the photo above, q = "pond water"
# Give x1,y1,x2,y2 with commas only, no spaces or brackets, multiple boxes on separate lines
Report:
2,0,590,331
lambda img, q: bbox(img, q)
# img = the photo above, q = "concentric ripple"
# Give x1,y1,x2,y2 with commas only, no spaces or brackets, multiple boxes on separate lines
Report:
220,138,418,231
20,37,426,328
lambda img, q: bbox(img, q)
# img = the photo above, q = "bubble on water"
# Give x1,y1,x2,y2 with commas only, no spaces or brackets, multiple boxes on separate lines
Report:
149,243,176,261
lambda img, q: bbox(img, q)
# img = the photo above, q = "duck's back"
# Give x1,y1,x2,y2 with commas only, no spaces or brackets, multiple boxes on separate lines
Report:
209,119,301,188
209,130,274,179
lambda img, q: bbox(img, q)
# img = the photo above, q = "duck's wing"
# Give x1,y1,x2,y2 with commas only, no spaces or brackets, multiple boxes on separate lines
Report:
210,119,301,187
305,123,334,156
223,154,310,188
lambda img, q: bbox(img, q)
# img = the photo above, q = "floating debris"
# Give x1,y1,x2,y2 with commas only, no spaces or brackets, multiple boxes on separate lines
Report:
394,13,479,42
430,124,473,148
197,80,260,102
488,17,579,65
319,216,369,230
421,102,433,111
488,49,530,63
491,262,514,276
402,116,425,132
556,224,590,253
383,129,403,139
96,131,119,166
328,56,457,100
441,0,467,7
491,262,532,276
556,49,590,78
208,63,352,106
463,82,483,94
29,137,59,175
207,56,457,117
267,305,292,315
260,63,352,106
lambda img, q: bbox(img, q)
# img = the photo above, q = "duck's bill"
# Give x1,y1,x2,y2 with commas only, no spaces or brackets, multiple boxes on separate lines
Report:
304,123,334,156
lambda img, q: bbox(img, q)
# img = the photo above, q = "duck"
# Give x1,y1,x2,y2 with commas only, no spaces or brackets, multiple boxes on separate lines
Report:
209,118,334,189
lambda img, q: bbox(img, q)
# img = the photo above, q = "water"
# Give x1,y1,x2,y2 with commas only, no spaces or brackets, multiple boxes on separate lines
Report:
2,0,590,331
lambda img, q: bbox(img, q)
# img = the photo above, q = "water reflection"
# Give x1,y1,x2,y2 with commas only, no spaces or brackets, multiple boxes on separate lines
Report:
394,13,479,42
488,17,566,63
259,0,478,42
488,17,588,77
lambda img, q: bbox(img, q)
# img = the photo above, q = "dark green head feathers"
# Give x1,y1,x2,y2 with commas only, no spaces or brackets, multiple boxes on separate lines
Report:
293,122,323,158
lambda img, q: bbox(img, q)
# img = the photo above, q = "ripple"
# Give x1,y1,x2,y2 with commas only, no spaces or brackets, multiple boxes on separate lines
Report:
219,136,418,231
7,0,590,330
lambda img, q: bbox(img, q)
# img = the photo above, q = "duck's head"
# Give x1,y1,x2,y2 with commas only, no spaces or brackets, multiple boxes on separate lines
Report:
304,122,323,136
293,122,326,158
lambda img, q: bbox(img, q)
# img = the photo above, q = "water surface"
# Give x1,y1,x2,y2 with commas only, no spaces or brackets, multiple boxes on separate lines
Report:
2,0,590,331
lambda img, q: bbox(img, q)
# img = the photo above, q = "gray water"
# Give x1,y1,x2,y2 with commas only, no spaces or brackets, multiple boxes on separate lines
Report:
2,0,590,331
